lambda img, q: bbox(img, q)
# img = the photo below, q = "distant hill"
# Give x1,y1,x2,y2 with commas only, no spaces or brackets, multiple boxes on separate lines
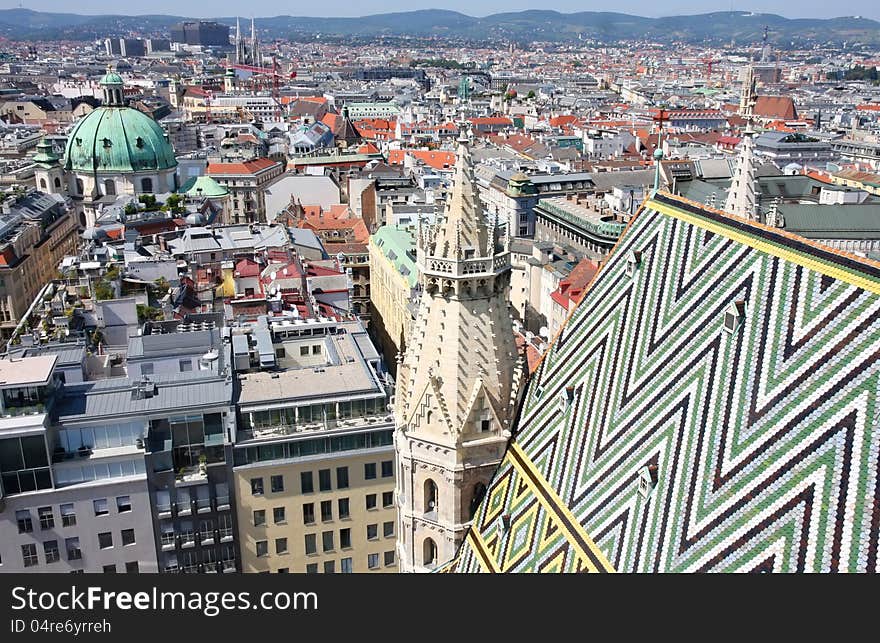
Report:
0,8,878,45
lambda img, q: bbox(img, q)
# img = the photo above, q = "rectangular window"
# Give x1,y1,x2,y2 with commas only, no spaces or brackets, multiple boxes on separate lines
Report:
336,466,349,489
367,553,379,569
366,494,377,510
94,498,109,516
341,557,353,573
367,524,378,540
141,363,154,376
383,521,394,538
121,529,136,546
338,498,350,520
381,460,393,478
103,564,117,574
273,507,286,524
98,532,113,549
16,510,33,533
300,346,309,356
306,563,318,574
116,496,131,513
384,550,395,566
340,528,351,549
318,469,331,492
321,500,332,522
302,503,315,525
275,538,288,555
300,471,314,494
277,568,288,574
60,504,76,527
253,510,266,527
364,463,377,480
43,540,59,564
324,560,335,574
65,537,81,560
125,561,139,573
250,478,264,495
312,345,322,355
322,530,334,552
255,540,268,557
270,474,284,493
304,534,317,555
38,507,54,530
179,359,193,372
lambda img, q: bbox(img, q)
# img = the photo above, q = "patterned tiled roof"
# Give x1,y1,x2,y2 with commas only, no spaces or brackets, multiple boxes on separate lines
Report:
449,190,880,573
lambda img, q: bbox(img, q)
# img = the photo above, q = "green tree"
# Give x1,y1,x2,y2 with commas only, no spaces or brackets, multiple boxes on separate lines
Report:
94,281,114,301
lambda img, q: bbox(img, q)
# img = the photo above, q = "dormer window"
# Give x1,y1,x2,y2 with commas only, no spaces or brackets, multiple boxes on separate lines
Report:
75,137,82,147
102,138,112,148
559,385,575,413
135,137,144,148
724,300,747,334
637,465,658,499
626,250,642,278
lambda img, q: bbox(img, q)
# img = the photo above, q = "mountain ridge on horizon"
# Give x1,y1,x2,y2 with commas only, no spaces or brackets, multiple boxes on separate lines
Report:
1,7,879,44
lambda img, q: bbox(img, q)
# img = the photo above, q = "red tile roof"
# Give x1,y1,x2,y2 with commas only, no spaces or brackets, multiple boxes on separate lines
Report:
207,157,279,176
387,149,456,171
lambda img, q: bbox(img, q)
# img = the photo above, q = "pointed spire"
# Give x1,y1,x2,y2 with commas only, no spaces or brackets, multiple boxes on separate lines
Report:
429,138,492,261
724,64,762,221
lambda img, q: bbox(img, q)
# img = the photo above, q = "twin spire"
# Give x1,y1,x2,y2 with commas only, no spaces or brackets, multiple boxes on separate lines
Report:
723,64,762,222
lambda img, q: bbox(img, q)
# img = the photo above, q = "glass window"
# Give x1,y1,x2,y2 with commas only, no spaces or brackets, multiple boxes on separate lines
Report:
255,541,268,557
381,460,393,478
93,498,108,516
321,500,332,522
22,544,38,567
60,504,76,527
250,477,264,495
366,494,377,510
300,471,314,494
43,540,59,564
253,510,266,527
302,503,315,524
270,474,284,493
65,537,81,560
318,469,331,492
322,531,334,552
116,496,131,513
121,529,135,546
367,524,378,540
367,553,379,569
275,538,287,555
336,466,349,489
383,521,394,538
341,557,353,573
384,550,395,566
364,463,376,480
126,561,139,573
306,563,318,574
340,528,351,549
323,560,335,574
383,491,394,508
304,534,317,555
338,498,350,520
274,507,286,524
98,532,113,549
16,510,33,533
38,507,54,530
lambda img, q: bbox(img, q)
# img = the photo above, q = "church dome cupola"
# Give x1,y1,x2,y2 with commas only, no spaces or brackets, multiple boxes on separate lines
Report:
99,68,126,107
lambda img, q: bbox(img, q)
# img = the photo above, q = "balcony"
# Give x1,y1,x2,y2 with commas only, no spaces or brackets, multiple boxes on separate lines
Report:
156,503,172,518
215,495,231,511
175,502,191,517
160,533,176,551
182,564,200,574
221,560,236,573
196,498,212,514
178,531,195,548
219,527,234,542
201,532,216,546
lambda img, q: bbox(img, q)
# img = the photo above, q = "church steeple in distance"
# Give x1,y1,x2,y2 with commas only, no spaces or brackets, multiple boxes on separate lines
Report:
724,64,762,221
394,137,525,573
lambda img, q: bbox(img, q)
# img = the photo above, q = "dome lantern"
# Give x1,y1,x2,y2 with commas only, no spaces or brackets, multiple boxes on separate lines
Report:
99,67,126,107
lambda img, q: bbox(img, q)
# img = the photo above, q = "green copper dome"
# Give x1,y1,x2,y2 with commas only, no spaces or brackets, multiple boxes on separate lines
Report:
100,71,125,86
180,175,228,197
63,106,177,174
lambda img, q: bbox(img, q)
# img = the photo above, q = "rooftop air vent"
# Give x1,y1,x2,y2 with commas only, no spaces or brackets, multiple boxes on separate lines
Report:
724,300,747,334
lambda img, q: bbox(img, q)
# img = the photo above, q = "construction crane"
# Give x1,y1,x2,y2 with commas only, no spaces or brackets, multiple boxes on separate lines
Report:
224,55,295,121
701,57,718,81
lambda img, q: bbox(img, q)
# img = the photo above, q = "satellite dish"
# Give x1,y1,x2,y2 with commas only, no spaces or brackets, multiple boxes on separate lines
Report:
539,326,549,338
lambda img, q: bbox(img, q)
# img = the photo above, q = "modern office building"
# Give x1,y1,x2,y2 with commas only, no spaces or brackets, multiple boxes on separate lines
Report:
170,21,231,47
231,316,397,573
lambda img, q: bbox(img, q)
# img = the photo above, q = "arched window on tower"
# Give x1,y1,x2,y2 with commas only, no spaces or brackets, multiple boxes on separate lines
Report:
424,479,438,516
53,177,61,189
104,179,115,196
423,537,437,568
469,482,487,520
39,178,46,189
75,179,84,195
141,177,153,193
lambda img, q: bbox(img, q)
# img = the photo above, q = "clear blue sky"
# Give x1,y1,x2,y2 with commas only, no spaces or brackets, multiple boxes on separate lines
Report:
2,1,878,20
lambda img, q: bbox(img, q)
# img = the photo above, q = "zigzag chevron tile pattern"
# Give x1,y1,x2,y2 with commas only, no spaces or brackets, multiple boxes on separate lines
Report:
450,191,880,573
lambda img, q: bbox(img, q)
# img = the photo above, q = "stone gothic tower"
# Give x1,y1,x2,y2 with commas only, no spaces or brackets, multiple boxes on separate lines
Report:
724,64,762,221
394,140,525,572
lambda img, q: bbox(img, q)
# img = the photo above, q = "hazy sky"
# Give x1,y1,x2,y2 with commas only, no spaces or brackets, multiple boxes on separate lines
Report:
2,1,878,20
